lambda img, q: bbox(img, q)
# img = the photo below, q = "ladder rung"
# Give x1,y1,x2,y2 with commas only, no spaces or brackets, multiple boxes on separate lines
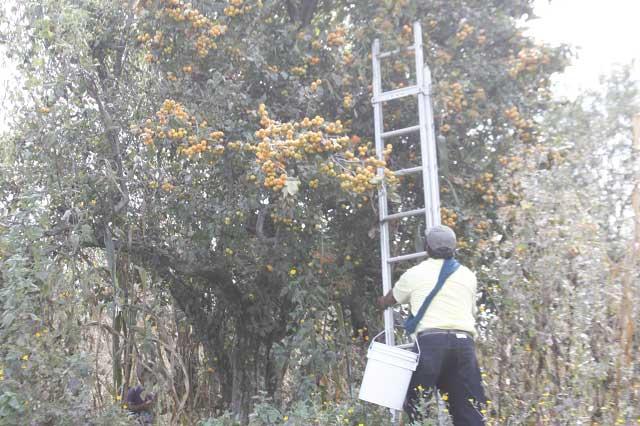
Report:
382,208,425,222
377,45,415,59
381,125,421,139
372,85,423,104
394,166,422,176
395,343,414,349
388,251,427,264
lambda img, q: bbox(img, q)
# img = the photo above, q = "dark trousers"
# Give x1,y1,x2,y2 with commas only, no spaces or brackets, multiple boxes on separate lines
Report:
404,330,487,425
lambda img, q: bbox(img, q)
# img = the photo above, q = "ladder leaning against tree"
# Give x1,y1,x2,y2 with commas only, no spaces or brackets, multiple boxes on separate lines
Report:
371,21,443,423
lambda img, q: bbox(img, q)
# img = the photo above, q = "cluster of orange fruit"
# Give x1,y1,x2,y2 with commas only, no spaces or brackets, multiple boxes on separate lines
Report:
435,49,453,65
180,139,209,157
473,87,486,102
498,154,525,173
142,127,155,146
136,32,152,43
342,52,354,66
137,0,227,61
137,30,166,63
503,106,519,121
309,79,322,92
342,94,353,108
401,24,413,40
474,220,491,234
456,23,475,42
466,172,496,204
291,66,306,76
457,239,470,250
224,0,261,17
476,29,487,45
508,47,550,78
161,181,176,192
440,81,468,114
504,106,535,142
141,99,228,158
270,213,296,225
327,28,346,47
440,207,458,228
194,34,216,58
157,99,189,125
253,104,396,195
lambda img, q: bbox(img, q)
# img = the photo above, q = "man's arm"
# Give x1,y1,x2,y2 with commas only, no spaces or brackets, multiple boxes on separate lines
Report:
128,398,154,412
126,390,155,412
377,269,413,309
377,290,397,310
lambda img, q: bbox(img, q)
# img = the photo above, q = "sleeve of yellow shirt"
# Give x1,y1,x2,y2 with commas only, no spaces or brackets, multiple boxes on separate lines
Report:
392,270,413,304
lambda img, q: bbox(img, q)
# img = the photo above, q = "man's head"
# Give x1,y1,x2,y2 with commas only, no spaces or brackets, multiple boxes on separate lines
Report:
136,363,154,386
425,225,456,259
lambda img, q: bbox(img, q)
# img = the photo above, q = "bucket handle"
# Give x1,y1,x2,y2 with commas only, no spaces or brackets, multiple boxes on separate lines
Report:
370,330,421,359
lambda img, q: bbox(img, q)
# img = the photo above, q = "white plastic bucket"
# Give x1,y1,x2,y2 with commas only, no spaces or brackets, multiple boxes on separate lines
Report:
358,331,420,410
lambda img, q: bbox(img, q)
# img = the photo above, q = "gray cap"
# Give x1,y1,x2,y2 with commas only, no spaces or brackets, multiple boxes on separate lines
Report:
425,225,457,252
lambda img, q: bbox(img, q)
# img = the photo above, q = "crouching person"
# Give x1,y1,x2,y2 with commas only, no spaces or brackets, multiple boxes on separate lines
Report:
126,365,156,425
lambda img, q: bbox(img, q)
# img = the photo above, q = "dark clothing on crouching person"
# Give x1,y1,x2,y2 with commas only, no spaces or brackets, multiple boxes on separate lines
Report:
125,385,154,425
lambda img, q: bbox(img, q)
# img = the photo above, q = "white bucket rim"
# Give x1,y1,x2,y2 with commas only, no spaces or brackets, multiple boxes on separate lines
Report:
368,341,418,363
366,350,419,371
369,330,421,357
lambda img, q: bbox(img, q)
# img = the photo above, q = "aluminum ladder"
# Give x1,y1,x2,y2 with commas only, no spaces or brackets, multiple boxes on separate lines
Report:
372,21,441,348
372,21,442,420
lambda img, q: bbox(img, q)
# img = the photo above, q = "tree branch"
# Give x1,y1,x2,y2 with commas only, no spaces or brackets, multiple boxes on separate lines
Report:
83,72,130,215
285,0,297,22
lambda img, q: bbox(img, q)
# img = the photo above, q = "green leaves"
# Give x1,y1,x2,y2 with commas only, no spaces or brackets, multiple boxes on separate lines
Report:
0,391,25,419
0,194,98,425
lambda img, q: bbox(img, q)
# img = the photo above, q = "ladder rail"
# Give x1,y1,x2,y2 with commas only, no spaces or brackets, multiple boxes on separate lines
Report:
413,21,441,230
372,39,396,349
423,66,442,227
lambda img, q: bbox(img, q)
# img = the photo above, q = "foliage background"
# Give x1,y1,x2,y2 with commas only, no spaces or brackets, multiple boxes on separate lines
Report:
0,0,638,424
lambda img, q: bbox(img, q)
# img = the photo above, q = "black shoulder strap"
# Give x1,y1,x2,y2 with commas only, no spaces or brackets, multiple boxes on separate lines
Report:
404,258,460,334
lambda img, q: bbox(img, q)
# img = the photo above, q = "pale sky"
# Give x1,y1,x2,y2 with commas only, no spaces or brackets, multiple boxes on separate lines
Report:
527,0,640,98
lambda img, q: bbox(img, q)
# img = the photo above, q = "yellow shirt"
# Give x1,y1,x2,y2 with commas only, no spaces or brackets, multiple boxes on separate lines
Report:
392,258,477,337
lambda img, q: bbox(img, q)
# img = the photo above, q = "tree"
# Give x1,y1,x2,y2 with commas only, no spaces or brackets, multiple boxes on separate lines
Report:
480,65,639,424
1,0,568,421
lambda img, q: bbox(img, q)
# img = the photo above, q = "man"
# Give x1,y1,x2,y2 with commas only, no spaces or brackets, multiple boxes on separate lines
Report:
377,225,487,425
125,365,156,425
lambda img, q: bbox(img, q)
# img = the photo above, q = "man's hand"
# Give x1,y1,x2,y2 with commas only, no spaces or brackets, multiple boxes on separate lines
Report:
377,291,397,310
129,392,155,412
129,399,154,412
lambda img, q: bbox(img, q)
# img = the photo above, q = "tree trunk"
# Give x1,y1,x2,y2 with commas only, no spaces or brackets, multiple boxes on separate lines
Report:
230,324,254,423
